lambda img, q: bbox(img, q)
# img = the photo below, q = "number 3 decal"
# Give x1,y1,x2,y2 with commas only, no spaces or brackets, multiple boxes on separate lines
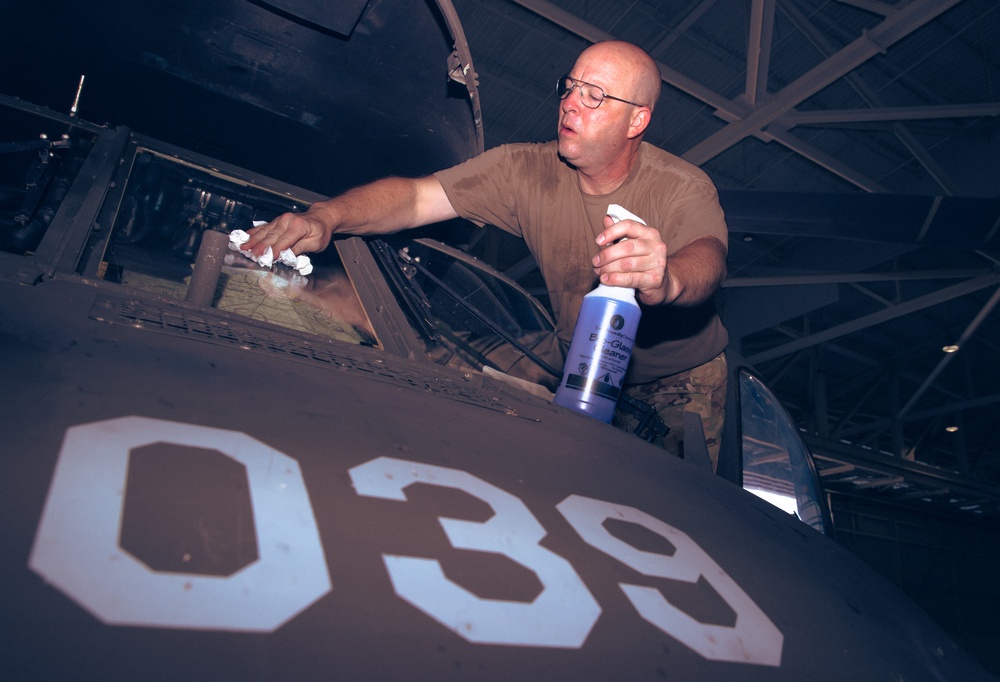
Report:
557,494,783,666
349,457,601,648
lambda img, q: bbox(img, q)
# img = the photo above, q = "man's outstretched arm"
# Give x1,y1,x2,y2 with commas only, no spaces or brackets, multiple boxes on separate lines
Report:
244,175,458,257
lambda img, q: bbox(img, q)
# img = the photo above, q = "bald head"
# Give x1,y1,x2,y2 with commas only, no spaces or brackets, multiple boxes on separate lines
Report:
576,41,661,112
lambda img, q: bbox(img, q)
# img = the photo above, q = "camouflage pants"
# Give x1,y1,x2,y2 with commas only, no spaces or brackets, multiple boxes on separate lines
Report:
614,352,727,472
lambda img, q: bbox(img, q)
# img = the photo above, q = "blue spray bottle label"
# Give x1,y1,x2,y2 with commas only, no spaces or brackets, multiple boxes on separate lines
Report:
553,205,644,423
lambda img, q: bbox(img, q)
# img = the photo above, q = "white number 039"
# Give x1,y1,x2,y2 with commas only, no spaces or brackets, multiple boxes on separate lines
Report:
29,417,782,667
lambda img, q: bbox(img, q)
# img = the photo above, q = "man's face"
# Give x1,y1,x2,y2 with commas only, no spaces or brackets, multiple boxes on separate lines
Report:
557,49,637,173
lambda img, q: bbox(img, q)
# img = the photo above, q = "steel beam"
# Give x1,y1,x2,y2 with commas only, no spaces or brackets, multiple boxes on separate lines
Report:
746,275,1000,365
783,102,1000,125
724,268,997,288
835,0,895,16
898,284,1000,418
746,0,776,107
681,0,963,166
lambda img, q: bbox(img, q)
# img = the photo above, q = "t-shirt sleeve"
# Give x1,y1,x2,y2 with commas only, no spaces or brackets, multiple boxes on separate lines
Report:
661,180,728,254
433,146,524,237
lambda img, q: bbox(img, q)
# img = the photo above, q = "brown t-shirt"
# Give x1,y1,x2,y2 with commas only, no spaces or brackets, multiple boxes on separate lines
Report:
434,141,728,383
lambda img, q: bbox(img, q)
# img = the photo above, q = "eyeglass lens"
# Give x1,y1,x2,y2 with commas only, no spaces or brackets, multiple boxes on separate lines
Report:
557,77,604,108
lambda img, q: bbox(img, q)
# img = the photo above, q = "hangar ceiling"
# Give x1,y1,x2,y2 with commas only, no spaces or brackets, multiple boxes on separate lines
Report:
449,0,1000,517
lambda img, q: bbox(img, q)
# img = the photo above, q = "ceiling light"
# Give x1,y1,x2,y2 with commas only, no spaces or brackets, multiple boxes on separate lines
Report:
945,425,959,433
942,344,959,353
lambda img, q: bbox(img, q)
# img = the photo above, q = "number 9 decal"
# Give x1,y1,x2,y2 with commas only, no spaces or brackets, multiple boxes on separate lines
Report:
556,494,783,666
349,457,601,647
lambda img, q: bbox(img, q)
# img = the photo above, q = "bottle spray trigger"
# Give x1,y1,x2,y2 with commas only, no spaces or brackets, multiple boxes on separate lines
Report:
607,203,646,228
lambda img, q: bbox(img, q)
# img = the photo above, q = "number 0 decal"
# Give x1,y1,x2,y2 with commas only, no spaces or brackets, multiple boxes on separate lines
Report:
29,416,331,631
349,457,601,647
556,494,783,666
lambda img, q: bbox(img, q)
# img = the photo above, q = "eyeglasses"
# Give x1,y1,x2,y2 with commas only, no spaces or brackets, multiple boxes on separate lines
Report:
556,75,644,109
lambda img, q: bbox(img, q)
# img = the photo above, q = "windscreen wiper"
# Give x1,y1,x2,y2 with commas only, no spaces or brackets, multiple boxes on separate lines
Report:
369,238,441,344
390,241,562,379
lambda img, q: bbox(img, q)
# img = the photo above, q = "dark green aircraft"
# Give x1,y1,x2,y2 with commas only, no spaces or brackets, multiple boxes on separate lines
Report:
0,0,993,680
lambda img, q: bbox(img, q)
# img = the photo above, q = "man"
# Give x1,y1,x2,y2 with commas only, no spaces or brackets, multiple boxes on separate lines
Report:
245,40,729,469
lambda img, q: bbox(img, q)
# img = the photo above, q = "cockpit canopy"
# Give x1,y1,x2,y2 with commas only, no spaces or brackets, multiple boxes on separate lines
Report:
0,0,482,196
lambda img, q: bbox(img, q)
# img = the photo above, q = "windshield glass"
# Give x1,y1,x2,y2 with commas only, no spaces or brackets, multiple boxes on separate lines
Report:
93,148,376,346
740,368,832,534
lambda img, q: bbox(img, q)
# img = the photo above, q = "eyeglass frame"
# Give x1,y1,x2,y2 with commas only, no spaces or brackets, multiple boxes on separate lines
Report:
556,74,645,109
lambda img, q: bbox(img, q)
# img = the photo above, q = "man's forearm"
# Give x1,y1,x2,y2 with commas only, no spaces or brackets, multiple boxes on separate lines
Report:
661,236,727,307
310,175,456,237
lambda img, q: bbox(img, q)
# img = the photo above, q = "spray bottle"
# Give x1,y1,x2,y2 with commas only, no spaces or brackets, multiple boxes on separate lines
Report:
553,204,644,422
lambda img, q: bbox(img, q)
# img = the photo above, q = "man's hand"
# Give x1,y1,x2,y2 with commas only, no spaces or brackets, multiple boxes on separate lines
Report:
244,209,333,258
592,215,668,304
593,215,726,307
